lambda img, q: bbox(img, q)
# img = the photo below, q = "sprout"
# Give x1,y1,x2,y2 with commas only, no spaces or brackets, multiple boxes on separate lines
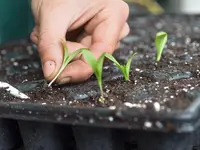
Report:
82,50,106,103
48,40,84,87
155,31,168,61
105,52,137,81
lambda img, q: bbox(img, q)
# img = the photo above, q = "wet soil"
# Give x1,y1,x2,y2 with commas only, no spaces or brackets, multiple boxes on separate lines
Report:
0,14,200,114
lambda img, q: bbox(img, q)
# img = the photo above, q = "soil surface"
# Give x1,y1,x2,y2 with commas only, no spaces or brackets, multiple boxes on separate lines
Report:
0,14,200,114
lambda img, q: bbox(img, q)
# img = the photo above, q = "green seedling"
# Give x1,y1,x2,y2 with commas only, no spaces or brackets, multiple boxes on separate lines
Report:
81,50,106,103
105,52,137,81
155,31,168,61
48,40,84,87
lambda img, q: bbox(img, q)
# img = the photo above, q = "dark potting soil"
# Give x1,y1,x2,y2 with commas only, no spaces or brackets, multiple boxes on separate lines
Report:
0,14,200,130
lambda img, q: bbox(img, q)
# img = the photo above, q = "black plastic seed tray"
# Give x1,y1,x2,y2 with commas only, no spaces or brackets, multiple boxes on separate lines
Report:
1,14,200,150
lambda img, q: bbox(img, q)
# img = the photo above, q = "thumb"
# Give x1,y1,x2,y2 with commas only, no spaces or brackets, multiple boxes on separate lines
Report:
37,3,71,80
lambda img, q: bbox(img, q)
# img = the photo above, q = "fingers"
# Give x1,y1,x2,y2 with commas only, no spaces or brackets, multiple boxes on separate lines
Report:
31,22,129,47
57,2,129,84
76,22,129,48
82,2,129,62
85,2,129,57
120,23,130,40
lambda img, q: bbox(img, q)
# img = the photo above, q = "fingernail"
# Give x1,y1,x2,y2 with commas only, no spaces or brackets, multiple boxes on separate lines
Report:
43,61,56,78
58,77,71,84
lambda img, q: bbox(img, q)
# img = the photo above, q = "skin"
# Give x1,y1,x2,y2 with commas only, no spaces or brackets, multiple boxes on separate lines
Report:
30,0,130,85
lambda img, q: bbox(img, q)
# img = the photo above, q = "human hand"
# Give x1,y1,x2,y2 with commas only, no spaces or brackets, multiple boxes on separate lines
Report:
30,0,130,84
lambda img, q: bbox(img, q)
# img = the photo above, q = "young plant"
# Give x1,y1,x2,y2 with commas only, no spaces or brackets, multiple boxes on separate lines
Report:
104,52,137,81
155,31,168,61
48,40,85,87
81,50,106,103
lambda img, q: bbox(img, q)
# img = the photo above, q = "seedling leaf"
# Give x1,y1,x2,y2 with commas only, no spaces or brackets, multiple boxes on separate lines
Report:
155,31,168,61
105,53,122,69
105,52,137,81
105,53,126,80
65,48,86,64
104,53,125,78
96,53,106,97
82,50,106,99
125,52,137,80
61,39,68,57
48,42,83,87
81,50,97,70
